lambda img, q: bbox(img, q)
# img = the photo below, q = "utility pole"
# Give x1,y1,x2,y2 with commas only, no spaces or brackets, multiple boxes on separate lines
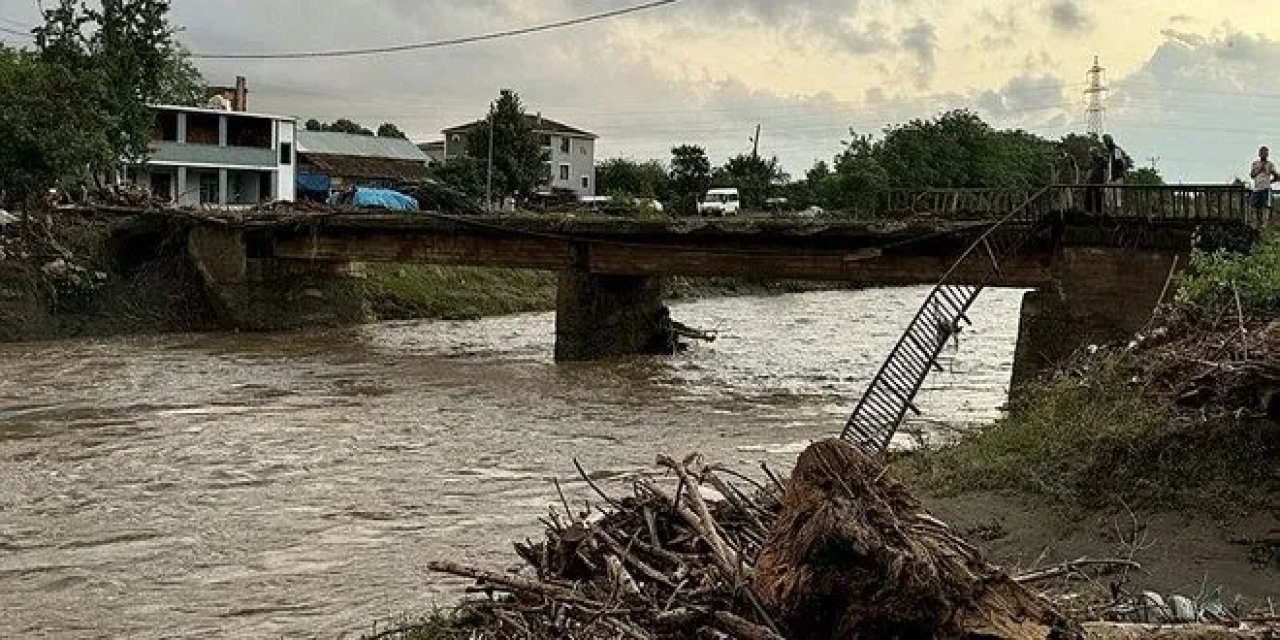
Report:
1084,56,1107,137
485,102,495,213
750,124,762,160
1147,156,1160,171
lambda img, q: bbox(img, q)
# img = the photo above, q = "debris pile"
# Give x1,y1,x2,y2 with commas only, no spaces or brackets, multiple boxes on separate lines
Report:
1134,318,1280,421
430,453,785,639
429,440,1080,639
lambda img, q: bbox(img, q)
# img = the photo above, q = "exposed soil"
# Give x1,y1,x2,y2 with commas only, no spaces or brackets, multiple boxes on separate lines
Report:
921,490,1279,612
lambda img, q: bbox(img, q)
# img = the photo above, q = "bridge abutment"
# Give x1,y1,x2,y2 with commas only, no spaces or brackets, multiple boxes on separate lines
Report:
555,267,669,361
1011,246,1179,391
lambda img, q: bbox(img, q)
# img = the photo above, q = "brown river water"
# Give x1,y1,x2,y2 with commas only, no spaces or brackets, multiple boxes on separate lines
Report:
0,288,1023,638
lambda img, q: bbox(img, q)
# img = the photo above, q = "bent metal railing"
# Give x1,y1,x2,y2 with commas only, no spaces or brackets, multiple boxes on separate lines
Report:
843,182,1255,453
841,187,1056,452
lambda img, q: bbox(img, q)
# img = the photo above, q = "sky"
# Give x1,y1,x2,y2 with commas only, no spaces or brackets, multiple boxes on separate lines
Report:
2,0,1278,183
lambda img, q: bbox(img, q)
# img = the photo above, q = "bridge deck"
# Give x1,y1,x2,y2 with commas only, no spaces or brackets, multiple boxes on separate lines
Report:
252,214,1059,286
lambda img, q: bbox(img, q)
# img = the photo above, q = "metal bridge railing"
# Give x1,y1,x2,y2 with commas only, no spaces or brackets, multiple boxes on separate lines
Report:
882,184,1255,223
841,187,1056,452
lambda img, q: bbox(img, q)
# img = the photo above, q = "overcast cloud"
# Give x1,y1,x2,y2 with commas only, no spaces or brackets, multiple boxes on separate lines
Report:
1,0,1277,181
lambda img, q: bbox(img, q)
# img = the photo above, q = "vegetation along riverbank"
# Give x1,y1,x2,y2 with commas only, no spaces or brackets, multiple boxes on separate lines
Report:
380,231,1280,639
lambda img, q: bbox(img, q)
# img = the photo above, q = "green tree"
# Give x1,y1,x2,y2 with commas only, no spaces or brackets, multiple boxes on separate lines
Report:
0,0,201,206
36,0,203,162
668,145,711,215
1129,167,1164,186
596,158,669,200
712,154,786,210
432,158,486,199
377,122,408,139
465,90,547,202
0,47,114,206
829,134,890,213
305,118,373,135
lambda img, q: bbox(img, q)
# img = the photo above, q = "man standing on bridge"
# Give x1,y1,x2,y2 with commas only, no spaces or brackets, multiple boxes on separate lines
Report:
1251,146,1279,223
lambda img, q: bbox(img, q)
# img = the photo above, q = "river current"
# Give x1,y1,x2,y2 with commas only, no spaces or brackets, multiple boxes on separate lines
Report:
0,288,1023,638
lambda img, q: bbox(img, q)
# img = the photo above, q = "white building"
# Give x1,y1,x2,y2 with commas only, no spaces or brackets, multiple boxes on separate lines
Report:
121,103,297,207
441,114,597,197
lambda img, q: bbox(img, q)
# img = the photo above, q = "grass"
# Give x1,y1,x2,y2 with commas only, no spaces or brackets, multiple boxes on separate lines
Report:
362,264,559,321
900,353,1276,514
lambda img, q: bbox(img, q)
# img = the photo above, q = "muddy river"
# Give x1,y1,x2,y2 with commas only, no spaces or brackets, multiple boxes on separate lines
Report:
0,288,1024,637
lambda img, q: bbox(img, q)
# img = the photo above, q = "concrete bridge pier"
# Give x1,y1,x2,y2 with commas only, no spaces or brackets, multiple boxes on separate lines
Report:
187,226,370,331
1011,246,1180,390
555,266,669,362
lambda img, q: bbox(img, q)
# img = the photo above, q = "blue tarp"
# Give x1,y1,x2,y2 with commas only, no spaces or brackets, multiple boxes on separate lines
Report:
330,187,420,212
296,172,331,193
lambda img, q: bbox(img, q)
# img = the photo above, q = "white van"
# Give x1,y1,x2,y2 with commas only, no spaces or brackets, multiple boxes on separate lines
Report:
697,188,741,216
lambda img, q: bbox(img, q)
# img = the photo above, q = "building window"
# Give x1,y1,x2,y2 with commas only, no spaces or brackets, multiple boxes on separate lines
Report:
559,164,570,181
152,111,179,142
198,172,220,204
186,113,220,145
540,134,552,148
559,137,570,154
280,142,293,165
227,116,271,148
581,175,589,189
580,145,587,155
542,161,553,183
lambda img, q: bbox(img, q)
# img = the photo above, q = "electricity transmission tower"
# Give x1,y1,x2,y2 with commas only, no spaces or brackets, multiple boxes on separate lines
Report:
1084,56,1107,136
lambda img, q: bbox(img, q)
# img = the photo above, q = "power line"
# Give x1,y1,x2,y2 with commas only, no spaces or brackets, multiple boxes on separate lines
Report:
0,24,31,38
190,0,681,60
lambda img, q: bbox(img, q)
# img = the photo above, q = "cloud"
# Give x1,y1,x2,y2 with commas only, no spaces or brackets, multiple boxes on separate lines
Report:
1045,0,1093,34
900,19,938,78
975,8,1019,49
974,74,1067,119
1105,25,1280,182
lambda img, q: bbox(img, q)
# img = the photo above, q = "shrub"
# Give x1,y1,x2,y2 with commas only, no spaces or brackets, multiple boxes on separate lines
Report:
1176,227,1280,320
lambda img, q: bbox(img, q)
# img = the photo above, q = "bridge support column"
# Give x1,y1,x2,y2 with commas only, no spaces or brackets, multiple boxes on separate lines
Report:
187,226,370,331
555,267,668,361
1011,247,1179,392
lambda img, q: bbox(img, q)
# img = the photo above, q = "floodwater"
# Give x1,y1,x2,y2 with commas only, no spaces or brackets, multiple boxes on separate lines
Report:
0,288,1024,638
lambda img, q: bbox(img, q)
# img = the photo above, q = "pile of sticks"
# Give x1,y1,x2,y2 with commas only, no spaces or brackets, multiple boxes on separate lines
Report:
429,454,786,639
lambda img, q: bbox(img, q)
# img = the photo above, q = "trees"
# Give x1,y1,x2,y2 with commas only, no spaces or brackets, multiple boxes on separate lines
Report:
0,47,115,206
36,0,202,162
376,122,408,139
713,154,786,209
0,0,201,206
668,145,711,215
462,90,547,202
1129,167,1164,186
305,118,374,135
596,158,670,201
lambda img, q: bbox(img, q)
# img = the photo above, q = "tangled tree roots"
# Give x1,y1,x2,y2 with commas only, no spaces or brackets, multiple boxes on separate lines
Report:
753,439,1080,640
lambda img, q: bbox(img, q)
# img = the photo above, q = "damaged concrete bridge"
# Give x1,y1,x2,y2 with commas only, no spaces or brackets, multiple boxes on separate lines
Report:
184,184,1254,387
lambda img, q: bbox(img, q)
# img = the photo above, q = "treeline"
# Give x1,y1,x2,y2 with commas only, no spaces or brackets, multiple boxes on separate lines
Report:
0,0,202,209
597,110,1164,215
303,118,409,139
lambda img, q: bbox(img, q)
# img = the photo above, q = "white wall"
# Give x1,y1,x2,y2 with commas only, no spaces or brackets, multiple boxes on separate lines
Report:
275,120,297,202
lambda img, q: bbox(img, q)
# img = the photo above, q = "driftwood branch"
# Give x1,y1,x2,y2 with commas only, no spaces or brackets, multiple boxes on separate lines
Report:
1015,557,1144,584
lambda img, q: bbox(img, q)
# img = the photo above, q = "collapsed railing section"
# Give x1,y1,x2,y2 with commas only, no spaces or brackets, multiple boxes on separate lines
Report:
841,187,1055,452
